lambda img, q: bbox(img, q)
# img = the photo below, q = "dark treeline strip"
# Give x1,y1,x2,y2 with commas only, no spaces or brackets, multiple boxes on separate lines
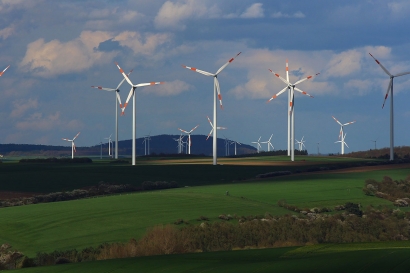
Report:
19,158,92,163
4,205,407,270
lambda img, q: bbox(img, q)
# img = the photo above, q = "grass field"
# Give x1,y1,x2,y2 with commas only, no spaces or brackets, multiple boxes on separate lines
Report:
13,241,410,273
0,159,408,257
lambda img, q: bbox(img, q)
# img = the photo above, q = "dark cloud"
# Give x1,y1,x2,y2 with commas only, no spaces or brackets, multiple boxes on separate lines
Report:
95,38,122,52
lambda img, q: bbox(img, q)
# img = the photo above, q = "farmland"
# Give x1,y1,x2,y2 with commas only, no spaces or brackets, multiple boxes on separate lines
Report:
0,155,410,271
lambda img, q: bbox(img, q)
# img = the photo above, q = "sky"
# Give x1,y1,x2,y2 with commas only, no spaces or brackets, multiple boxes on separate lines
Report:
1,0,410,155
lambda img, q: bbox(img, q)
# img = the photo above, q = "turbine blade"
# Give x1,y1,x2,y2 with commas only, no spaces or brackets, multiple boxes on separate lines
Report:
332,116,343,126
269,69,290,85
0,65,10,76
382,78,392,109
182,65,214,76
206,129,213,140
115,69,134,90
215,77,223,109
369,53,392,77
73,132,80,140
134,82,165,88
286,59,289,82
115,62,134,86
116,92,123,108
267,86,288,103
190,125,199,133
294,87,314,98
207,116,214,128
91,86,116,91
122,86,134,114
217,127,226,130
215,52,241,75
343,121,356,126
394,71,410,77
73,143,76,153
294,73,320,85
179,128,189,134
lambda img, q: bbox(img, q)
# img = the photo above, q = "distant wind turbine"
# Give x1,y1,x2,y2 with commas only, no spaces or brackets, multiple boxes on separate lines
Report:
62,132,80,159
332,116,355,155
91,69,133,159
335,133,349,153
182,52,241,165
267,59,319,161
179,125,199,155
104,134,113,157
231,140,241,156
115,62,164,165
261,134,274,152
0,65,10,77
252,137,262,153
206,116,226,140
295,136,306,152
369,53,410,160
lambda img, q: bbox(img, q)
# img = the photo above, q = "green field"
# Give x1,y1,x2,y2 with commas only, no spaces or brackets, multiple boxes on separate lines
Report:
1,156,409,272
14,241,410,273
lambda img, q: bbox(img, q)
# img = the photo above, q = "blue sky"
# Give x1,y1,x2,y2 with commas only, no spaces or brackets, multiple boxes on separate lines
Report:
1,0,410,155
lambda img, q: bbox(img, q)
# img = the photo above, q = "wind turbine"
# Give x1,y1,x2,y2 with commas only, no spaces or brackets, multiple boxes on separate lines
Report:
261,134,274,152
104,134,113,157
267,60,319,161
173,134,185,154
115,62,164,165
91,69,133,159
62,132,80,159
0,65,10,77
142,134,151,156
252,137,262,153
182,52,241,165
295,136,306,152
332,116,355,155
206,116,226,141
369,53,410,160
335,133,349,154
371,137,379,150
178,125,199,155
231,140,241,156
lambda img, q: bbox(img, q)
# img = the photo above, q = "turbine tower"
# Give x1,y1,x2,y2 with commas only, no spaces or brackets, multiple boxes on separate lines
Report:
335,133,349,154
62,132,80,159
231,140,241,156
267,60,319,161
178,125,198,155
261,134,274,152
252,137,262,153
182,52,241,165
369,53,410,160
332,116,355,155
104,134,113,157
115,62,164,165
91,69,133,159
206,116,226,156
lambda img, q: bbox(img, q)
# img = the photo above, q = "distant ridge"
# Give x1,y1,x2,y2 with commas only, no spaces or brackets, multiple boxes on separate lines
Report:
0,134,257,157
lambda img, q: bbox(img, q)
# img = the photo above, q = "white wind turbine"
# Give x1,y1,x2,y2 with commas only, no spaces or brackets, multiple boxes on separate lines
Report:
0,65,10,77
104,134,113,157
206,116,226,141
178,125,198,155
142,135,151,156
252,137,262,153
91,69,133,159
231,140,241,156
261,134,274,152
295,136,306,152
115,62,164,165
335,133,349,153
182,52,241,165
369,53,410,160
332,116,355,155
173,134,185,154
267,60,319,161
62,132,80,159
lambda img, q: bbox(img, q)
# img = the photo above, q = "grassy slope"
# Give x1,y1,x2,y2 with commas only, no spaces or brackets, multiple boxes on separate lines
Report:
14,241,410,273
0,165,408,257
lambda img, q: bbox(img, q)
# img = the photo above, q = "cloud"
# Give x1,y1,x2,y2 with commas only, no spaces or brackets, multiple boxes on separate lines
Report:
19,31,115,77
142,80,192,96
15,111,84,131
114,31,172,56
344,79,373,96
240,3,264,18
10,98,38,118
154,0,209,30
0,25,14,40
271,11,305,18
325,49,362,78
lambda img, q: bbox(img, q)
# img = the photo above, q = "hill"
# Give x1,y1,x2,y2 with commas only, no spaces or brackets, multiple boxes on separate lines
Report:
0,135,257,157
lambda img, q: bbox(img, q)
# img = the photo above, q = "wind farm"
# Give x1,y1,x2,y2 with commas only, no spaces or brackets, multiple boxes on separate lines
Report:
1,1,410,272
